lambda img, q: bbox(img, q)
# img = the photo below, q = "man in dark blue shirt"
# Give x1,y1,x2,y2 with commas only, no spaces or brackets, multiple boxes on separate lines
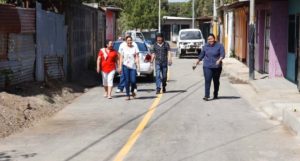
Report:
151,33,172,94
195,34,225,101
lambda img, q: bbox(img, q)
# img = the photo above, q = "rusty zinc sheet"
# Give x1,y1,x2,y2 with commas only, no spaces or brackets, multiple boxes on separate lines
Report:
0,33,35,87
0,4,35,33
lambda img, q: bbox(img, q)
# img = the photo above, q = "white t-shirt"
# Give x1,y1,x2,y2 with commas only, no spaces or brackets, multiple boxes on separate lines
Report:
119,44,139,69
119,41,138,51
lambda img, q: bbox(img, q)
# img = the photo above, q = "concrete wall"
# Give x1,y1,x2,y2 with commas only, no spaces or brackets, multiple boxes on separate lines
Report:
224,11,234,57
269,0,289,78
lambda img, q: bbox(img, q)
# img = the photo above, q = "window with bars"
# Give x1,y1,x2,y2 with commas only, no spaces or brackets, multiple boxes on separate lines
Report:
0,33,8,60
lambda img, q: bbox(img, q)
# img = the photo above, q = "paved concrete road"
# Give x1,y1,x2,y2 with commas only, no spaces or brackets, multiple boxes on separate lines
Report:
1,58,300,161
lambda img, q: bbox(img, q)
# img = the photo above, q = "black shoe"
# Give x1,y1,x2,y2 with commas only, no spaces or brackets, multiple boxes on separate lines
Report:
162,87,166,93
203,97,209,101
132,92,136,98
213,96,218,99
156,88,161,94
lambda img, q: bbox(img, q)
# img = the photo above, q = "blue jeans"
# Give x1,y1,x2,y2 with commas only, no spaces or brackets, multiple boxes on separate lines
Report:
118,65,125,91
203,67,222,98
123,65,137,96
155,63,168,90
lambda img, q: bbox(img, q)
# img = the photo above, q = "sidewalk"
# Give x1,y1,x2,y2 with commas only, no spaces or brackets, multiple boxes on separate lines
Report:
223,58,300,136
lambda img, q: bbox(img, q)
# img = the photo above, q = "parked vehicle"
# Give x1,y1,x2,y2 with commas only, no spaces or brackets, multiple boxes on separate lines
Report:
113,41,154,80
124,30,154,51
177,29,205,58
124,30,145,41
142,30,158,51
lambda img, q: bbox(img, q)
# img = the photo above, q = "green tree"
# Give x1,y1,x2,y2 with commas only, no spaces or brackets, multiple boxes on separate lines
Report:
195,0,213,17
82,0,213,31
165,0,213,18
117,0,160,31
166,2,192,17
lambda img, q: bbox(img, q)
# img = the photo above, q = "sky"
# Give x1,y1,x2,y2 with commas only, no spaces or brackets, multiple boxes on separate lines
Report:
168,0,189,3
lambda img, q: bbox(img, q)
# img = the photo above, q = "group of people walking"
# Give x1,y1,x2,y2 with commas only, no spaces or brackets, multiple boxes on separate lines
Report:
97,33,225,101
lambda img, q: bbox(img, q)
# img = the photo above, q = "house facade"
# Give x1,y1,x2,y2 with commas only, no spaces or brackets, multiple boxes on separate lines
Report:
287,0,300,90
219,0,290,79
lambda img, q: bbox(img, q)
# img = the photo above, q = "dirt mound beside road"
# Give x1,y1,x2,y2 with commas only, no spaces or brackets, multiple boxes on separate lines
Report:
0,77,99,138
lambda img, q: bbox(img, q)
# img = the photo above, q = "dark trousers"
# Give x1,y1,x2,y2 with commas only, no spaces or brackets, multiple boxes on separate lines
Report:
203,67,222,98
123,65,137,96
155,63,168,90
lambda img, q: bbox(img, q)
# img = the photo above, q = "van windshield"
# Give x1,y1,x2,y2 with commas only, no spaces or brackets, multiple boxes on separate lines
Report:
180,31,202,40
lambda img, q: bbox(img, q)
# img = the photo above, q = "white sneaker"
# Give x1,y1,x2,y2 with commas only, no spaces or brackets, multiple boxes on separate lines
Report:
134,88,138,94
116,89,122,93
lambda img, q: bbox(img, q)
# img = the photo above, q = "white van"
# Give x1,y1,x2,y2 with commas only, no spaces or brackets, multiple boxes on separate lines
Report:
177,29,205,58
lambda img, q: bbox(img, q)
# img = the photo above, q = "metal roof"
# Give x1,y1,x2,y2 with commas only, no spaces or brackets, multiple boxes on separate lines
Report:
218,0,250,11
100,6,122,12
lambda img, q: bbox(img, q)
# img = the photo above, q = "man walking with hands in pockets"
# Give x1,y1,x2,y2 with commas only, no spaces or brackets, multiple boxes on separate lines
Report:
151,33,172,94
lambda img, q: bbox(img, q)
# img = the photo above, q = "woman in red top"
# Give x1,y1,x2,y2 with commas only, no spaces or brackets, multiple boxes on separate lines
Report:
97,40,119,99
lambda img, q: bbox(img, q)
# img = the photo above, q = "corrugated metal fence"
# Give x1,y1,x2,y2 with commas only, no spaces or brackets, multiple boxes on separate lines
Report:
36,2,67,81
0,4,35,33
0,3,106,87
0,5,36,88
66,4,105,81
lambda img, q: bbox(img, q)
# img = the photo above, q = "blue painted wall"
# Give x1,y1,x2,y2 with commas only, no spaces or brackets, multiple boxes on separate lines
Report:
289,0,300,14
287,0,300,83
287,53,296,82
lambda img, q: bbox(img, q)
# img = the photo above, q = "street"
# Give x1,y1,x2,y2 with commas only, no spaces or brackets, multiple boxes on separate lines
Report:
0,58,300,161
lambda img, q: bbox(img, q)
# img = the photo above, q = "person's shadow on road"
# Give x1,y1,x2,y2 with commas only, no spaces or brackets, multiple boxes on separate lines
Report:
164,90,187,94
217,96,241,99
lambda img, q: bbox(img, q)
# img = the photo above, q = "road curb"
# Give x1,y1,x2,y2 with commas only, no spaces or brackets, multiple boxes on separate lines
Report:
223,60,300,137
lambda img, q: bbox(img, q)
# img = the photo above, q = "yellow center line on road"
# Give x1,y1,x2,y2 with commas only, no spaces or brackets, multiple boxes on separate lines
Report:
113,94,162,161
113,70,171,161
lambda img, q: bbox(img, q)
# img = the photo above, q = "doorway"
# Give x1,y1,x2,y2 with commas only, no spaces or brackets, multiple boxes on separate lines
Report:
296,15,300,90
263,12,271,74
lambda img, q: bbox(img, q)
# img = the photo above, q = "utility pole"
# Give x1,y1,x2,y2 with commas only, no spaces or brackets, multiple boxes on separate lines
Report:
192,0,195,28
158,0,161,33
213,0,218,38
249,0,255,80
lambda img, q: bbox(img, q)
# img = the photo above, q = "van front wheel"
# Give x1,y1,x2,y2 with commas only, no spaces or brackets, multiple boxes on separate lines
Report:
179,49,186,59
